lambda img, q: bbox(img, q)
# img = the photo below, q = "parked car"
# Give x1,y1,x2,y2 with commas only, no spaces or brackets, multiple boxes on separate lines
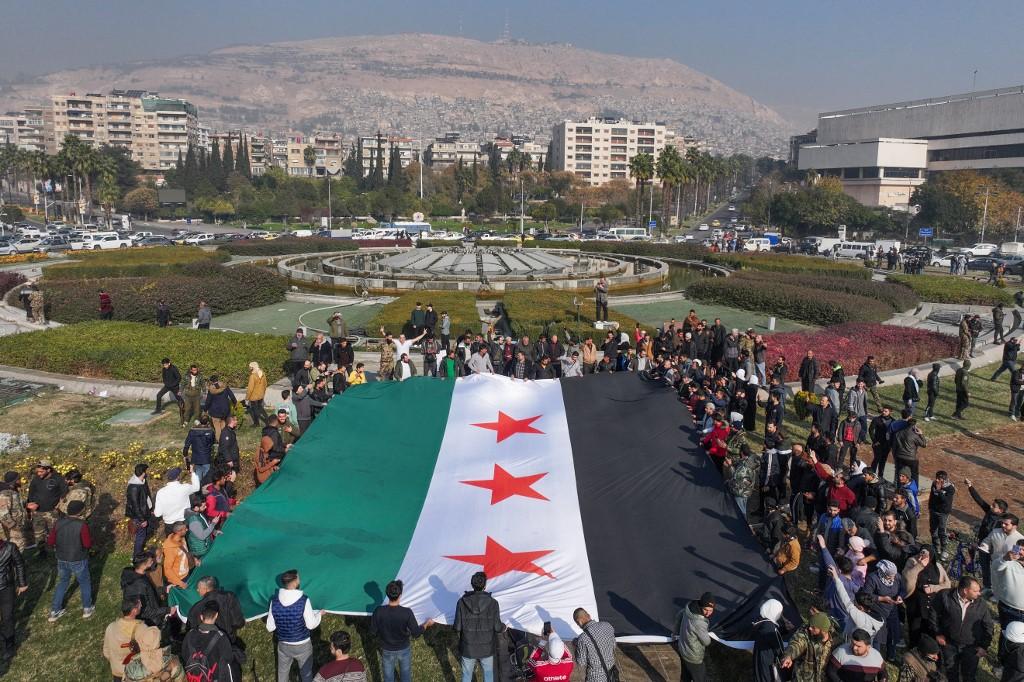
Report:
89,234,132,250
184,233,215,245
34,236,72,253
965,242,999,257
930,254,954,268
10,237,41,253
0,241,16,256
966,256,1004,272
697,224,710,231
135,236,175,247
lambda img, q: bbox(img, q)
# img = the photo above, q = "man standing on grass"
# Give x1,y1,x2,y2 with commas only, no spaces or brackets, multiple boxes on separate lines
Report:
370,579,433,682
924,363,940,422
153,357,182,417
26,458,67,558
857,356,885,413
594,276,609,322
196,300,212,330
0,532,26,663
152,465,200,535
928,471,956,558
98,288,113,320
991,336,1020,382
952,360,971,420
46,499,94,622
1011,364,1024,421
183,415,216,484
103,597,141,682
267,569,323,682
454,572,505,682
926,577,993,682
180,364,205,428
204,376,237,441
0,472,27,552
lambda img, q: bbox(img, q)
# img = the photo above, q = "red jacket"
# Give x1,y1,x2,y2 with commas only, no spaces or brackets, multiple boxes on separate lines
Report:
702,426,730,461
529,649,574,682
813,462,857,513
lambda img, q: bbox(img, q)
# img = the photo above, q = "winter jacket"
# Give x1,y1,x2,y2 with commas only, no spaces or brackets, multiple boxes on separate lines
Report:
292,391,324,422
0,541,26,593
799,357,819,382
218,428,240,467
928,480,956,514
203,382,237,419
858,362,882,388
246,371,267,402
902,375,921,401
161,364,182,390
783,627,837,682
891,427,926,461
179,371,205,397
926,588,994,650
310,340,333,366
120,567,169,626
453,590,504,659
183,425,216,466
676,601,711,664
926,367,940,396
103,617,141,678
162,534,190,589
125,475,153,522
328,315,348,339
846,388,867,418
287,335,309,363
196,305,212,325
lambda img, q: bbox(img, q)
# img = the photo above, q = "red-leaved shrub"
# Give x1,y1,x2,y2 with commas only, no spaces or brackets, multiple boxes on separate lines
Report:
767,323,958,376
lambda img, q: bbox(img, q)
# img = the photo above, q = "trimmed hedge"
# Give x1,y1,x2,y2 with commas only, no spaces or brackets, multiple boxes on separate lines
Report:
25,264,286,324
887,274,1015,305
43,246,227,280
688,274,893,325
704,253,872,280
727,271,919,313
217,237,358,257
0,321,287,385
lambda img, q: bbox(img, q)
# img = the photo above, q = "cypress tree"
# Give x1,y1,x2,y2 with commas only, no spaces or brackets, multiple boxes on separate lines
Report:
223,136,235,178
209,139,222,189
343,143,361,178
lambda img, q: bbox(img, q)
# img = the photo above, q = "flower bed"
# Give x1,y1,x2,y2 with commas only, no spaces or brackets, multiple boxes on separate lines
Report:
767,323,958,379
887,274,1014,306
22,264,286,324
0,321,287,385
43,246,227,279
217,237,358,257
687,274,894,325
0,253,46,266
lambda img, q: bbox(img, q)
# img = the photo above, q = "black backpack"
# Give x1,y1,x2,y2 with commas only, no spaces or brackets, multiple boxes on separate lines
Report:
184,629,223,682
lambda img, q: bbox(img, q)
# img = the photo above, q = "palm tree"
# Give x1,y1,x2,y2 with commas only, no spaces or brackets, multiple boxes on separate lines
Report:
96,156,119,228
686,147,703,214
629,152,654,228
656,146,685,234
303,145,317,176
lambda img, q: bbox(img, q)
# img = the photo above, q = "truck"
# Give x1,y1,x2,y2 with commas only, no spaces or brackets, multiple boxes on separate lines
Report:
87,234,132,250
803,236,843,255
999,242,1024,256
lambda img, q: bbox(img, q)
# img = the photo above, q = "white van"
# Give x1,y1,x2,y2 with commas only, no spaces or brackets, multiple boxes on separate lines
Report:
17,225,48,239
70,231,118,250
834,241,876,259
743,237,772,252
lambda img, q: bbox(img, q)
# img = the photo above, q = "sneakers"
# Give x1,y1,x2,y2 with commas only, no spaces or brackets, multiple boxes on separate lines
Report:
82,607,95,619
1012,416,1019,422
47,609,66,623
924,416,932,421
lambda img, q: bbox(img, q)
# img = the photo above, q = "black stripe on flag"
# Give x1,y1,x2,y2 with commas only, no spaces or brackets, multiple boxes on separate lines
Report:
560,372,798,642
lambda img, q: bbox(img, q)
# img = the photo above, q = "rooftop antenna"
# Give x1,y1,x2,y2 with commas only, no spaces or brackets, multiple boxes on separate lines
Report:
502,8,510,41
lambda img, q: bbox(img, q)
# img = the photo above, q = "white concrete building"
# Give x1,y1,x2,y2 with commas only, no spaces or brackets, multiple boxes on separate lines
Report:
797,85,1024,209
551,117,672,186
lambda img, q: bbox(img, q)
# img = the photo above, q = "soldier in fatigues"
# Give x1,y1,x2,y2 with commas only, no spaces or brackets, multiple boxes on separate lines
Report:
57,470,95,519
25,459,67,557
781,612,837,682
28,287,45,325
0,473,27,552
179,364,205,427
378,332,396,381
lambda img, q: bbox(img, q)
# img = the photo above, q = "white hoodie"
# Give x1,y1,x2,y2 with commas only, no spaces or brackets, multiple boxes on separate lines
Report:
152,472,201,524
265,588,321,644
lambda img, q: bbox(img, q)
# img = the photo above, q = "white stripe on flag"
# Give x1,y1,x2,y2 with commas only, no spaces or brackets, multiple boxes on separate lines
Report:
393,374,598,640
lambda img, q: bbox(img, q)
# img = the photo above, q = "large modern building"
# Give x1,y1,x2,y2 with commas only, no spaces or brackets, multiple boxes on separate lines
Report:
46,90,199,171
550,117,672,186
796,85,1024,209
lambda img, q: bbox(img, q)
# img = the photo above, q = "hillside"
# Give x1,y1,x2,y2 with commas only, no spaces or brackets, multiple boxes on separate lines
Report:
0,34,794,156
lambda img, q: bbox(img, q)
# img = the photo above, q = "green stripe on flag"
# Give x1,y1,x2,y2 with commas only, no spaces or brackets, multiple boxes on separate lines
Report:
171,377,456,618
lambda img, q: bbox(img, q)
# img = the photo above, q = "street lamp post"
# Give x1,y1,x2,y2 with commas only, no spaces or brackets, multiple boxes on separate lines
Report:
981,187,990,243
1016,206,1021,243
327,174,332,229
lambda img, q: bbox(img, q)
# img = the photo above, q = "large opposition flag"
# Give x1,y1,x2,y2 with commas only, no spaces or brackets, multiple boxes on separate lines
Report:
171,373,796,643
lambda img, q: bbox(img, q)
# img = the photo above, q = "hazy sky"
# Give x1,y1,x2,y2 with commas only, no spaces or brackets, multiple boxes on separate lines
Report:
2,0,1022,127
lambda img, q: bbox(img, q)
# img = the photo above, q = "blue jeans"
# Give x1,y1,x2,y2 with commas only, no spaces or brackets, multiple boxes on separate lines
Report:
193,463,210,484
992,360,1017,382
460,656,494,682
382,646,412,682
51,559,92,612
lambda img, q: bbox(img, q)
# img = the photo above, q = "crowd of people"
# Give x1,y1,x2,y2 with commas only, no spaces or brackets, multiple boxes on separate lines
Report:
0,283,1022,681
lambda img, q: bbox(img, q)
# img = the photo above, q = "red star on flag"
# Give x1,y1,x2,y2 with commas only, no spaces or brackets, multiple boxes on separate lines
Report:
445,536,555,579
471,411,543,443
461,464,549,505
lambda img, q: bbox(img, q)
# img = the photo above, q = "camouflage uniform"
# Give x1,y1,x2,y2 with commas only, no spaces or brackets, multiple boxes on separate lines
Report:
0,487,27,551
28,290,45,324
725,454,761,501
378,343,395,381
58,481,95,519
783,627,837,682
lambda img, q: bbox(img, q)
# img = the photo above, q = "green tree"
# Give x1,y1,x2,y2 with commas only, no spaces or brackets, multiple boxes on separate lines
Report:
628,152,654,227
595,204,624,227
122,187,158,220
303,145,316,176
222,136,235,179
209,139,224,191
343,143,362,178
656,146,685,233
531,202,558,226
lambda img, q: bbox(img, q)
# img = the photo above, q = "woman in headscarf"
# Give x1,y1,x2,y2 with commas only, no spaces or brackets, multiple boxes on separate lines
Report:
901,545,953,648
1000,620,1024,682
861,559,905,661
123,624,185,681
743,374,760,432
752,598,793,682
245,361,269,427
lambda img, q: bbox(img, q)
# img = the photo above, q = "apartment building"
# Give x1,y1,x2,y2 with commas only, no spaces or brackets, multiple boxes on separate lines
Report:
47,90,199,171
205,130,268,175
358,133,422,176
425,132,482,168
550,117,671,186
282,132,343,176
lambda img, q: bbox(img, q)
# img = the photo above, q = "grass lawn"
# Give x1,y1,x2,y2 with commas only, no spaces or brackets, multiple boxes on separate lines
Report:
615,299,815,333
210,301,383,335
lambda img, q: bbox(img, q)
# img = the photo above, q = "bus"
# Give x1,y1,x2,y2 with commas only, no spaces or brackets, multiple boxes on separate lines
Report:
606,226,650,240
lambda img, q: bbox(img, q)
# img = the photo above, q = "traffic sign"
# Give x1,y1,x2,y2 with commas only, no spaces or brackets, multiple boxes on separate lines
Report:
919,227,934,237
648,220,657,229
